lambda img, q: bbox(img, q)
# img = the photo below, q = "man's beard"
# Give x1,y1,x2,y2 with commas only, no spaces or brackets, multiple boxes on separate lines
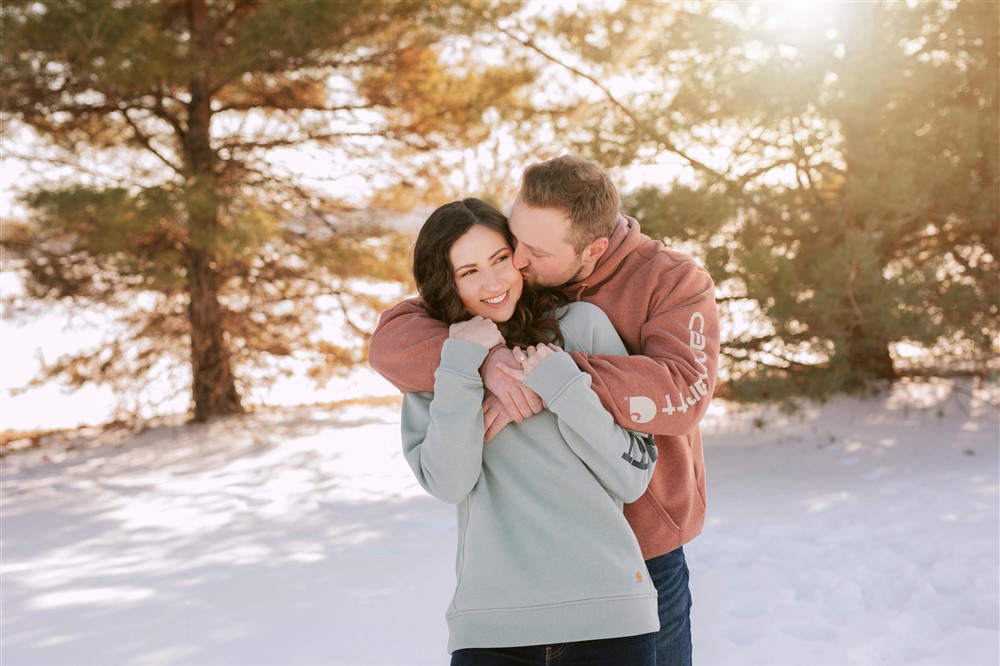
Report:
521,259,587,289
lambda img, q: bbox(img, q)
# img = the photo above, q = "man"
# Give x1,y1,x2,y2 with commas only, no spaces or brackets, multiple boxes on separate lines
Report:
369,155,719,666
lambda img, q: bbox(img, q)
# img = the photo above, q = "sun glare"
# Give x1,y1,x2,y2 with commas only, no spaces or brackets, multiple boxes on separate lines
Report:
759,0,851,40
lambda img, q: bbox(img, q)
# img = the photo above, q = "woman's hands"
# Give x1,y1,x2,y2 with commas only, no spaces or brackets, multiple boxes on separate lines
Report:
449,316,504,349
497,343,562,382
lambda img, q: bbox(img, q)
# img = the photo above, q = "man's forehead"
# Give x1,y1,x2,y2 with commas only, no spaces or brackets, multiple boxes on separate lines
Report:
509,203,572,248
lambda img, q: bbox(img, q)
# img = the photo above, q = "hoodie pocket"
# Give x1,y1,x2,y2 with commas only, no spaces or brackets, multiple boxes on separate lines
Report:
631,489,683,538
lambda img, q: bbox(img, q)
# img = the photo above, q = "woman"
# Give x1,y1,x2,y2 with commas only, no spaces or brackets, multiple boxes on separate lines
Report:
401,198,659,665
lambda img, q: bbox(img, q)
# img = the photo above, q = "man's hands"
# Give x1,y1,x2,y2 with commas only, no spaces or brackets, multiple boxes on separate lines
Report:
482,347,543,438
499,343,560,381
448,318,563,441
482,344,562,441
449,316,504,349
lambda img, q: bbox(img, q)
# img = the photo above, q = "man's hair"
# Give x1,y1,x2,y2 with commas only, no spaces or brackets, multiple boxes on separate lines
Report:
518,155,619,253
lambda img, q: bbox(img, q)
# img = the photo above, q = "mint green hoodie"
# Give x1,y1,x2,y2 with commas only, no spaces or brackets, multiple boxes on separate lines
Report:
401,302,659,653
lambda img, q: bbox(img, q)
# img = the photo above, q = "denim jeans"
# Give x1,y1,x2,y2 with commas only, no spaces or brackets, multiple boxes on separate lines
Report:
646,546,693,666
450,633,656,666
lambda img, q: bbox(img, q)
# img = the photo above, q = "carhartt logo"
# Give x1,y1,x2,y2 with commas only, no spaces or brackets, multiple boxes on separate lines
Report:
626,311,711,425
633,570,645,584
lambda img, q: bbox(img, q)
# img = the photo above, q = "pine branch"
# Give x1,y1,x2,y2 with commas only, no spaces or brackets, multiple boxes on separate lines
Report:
213,0,258,39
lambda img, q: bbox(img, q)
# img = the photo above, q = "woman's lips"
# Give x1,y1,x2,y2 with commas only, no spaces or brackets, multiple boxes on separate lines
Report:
482,290,509,306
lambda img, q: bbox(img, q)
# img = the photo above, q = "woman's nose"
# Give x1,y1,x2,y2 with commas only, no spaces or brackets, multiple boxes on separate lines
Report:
481,266,503,290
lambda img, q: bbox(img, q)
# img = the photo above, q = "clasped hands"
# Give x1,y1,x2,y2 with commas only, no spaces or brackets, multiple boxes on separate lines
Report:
449,316,563,441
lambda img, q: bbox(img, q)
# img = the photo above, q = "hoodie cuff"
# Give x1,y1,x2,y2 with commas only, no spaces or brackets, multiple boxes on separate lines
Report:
439,338,491,379
523,351,589,405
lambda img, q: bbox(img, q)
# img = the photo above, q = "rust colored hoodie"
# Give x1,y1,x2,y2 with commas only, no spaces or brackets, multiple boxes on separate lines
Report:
368,214,720,559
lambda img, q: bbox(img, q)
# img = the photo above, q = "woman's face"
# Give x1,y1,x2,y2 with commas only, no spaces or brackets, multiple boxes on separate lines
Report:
448,224,523,323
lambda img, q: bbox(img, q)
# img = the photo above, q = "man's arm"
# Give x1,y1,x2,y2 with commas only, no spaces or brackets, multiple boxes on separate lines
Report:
371,297,545,420
368,298,542,422
368,297,448,393
569,262,720,437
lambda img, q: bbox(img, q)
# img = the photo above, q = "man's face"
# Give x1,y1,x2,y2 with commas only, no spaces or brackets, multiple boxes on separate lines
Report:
508,200,590,287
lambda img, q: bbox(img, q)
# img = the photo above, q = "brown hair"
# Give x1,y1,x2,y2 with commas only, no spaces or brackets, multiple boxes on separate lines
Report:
412,198,568,347
518,155,619,252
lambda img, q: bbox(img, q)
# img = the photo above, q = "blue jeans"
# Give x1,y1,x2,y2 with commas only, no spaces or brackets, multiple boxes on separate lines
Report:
647,546,693,666
450,633,656,665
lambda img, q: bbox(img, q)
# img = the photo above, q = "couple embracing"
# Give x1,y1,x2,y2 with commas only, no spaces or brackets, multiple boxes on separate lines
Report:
368,155,719,666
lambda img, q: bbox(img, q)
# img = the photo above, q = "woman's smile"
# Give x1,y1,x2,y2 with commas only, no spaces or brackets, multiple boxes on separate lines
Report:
481,290,510,306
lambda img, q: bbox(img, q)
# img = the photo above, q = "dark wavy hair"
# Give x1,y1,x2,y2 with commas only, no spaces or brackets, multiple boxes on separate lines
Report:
413,198,568,348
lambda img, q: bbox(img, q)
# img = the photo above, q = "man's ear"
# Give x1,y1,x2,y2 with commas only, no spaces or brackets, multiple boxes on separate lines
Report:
584,237,609,263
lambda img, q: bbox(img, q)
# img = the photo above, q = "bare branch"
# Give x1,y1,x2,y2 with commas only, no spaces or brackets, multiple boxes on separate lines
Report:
215,100,375,114
737,158,797,188
492,20,724,181
151,85,188,140
331,290,373,341
120,108,182,173
217,131,386,152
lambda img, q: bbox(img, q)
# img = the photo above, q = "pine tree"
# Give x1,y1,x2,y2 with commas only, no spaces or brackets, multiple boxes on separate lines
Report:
1,0,533,421
516,0,999,399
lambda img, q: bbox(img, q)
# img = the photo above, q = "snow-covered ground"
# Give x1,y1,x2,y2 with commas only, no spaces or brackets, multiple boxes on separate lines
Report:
2,380,997,666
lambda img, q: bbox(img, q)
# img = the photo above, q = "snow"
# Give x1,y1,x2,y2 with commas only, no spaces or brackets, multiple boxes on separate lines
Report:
0,265,404,433
2,380,997,666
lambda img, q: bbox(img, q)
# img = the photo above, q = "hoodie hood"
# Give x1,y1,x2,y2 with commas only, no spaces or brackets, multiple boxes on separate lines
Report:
562,213,645,300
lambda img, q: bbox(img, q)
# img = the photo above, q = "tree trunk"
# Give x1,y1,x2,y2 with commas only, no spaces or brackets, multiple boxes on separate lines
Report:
185,244,242,421
843,324,897,387
184,0,241,422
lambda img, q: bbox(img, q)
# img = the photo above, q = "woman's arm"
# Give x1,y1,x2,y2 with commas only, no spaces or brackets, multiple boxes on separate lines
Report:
400,319,503,504
520,346,656,503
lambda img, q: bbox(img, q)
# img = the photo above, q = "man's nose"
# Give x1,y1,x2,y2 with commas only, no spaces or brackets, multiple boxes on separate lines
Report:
512,244,528,270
